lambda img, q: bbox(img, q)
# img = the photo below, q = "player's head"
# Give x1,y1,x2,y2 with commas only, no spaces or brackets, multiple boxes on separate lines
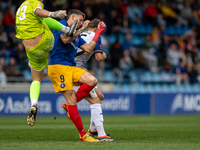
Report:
88,19,101,32
38,0,43,2
66,9,85,29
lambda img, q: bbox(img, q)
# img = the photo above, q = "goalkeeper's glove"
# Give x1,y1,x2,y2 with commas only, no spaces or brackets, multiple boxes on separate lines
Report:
49,10,67,20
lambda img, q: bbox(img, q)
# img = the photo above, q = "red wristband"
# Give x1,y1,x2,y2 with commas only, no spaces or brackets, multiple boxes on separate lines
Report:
92,23,105,42
92,33,100,43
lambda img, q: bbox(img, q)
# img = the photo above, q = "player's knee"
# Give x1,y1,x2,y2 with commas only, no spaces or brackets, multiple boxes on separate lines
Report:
90,77,98,87
66,90,73,95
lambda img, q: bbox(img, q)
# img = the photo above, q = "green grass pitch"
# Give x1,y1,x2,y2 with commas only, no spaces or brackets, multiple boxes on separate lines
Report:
0,115,200,150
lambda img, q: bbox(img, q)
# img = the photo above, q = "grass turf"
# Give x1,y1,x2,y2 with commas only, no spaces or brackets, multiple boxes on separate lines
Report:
0,115,200,150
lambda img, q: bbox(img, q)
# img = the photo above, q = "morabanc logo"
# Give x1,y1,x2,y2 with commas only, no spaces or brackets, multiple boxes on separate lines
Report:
171,94,200,113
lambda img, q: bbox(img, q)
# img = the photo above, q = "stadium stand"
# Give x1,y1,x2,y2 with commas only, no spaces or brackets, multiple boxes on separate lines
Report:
0,0,200,93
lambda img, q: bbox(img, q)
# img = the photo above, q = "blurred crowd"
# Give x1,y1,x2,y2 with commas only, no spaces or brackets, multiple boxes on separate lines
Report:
1,0,200,85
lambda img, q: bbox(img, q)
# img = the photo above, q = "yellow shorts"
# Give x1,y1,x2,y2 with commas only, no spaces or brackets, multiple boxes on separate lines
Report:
48,65,86,93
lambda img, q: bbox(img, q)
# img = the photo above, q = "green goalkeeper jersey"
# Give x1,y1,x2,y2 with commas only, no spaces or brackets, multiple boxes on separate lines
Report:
15,0,50,39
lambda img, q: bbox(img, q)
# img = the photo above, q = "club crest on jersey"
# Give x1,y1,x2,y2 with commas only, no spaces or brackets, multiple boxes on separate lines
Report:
60,83,65,88
75,37,79,42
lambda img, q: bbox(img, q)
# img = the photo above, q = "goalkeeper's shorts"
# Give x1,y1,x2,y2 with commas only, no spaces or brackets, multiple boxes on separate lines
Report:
26,30,54,71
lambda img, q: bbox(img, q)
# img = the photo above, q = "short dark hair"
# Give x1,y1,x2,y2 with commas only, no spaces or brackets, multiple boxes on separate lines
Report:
88,19,101,29
66,9,85,21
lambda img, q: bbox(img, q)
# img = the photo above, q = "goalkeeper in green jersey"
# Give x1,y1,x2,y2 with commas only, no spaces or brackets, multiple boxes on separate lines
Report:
15,0,78,126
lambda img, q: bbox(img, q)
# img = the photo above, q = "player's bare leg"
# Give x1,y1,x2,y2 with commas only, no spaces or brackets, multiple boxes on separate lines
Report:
75,71,98,102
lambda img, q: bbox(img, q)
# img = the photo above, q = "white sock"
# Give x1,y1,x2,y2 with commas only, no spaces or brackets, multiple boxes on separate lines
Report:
89,121,96,131
96,126,106,137
90,105,97,131
90,104,106,137
61,25,70,33
31,99,38,106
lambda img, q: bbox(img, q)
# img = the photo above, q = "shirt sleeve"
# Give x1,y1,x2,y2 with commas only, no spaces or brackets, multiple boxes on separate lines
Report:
33,1,44,14
78,35,86,47
94,37,103,53
94,42,101,51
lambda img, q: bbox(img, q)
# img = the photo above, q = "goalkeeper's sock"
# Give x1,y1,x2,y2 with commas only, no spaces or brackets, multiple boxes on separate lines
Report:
68,105,87,137
76,84,95,102
90,104,106,137
30,81,41,106
43,17,69,33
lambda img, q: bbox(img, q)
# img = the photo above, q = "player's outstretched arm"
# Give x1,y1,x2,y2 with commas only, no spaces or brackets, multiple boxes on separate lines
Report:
35,8,67,19
80,21,106,54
